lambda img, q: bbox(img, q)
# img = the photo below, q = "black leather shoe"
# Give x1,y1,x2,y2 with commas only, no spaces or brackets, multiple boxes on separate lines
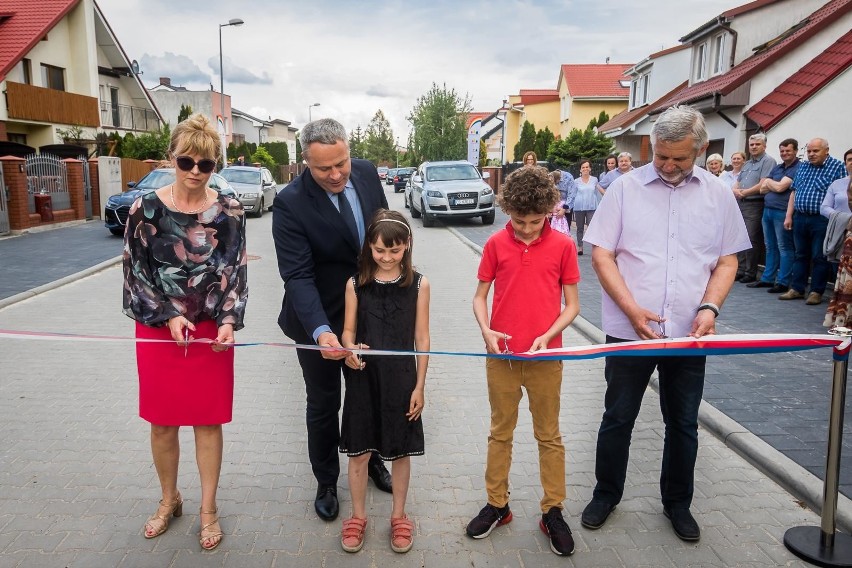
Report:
367,457,392,493
734,273,745,282
746,280,773,288
768,284,788,294
580,500,616,530
739,275,757,284
664,508,700,541
315,485,339,521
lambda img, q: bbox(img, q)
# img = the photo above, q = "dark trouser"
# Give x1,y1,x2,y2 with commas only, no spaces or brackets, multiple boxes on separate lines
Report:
761,207,795,286
736,200,764,279
296,348,343,486
791,211,830,294
592,336,706,510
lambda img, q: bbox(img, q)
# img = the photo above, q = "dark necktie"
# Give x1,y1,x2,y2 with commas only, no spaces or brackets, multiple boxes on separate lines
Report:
338,191,359,244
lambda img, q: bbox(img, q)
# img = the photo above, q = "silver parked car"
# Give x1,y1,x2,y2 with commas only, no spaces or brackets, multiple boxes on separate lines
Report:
406,161,495,227
219,165,277,216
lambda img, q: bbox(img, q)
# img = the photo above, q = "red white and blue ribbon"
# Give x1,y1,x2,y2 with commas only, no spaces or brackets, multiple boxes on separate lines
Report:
0,329,848,361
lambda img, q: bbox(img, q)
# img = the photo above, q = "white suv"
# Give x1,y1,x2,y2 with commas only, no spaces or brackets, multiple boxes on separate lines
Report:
407,161,495,227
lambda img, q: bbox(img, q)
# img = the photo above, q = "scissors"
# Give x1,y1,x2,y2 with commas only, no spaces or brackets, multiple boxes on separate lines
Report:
184,326,189,357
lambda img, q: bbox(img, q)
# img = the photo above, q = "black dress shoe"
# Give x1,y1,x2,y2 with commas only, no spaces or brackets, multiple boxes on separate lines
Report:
315,485,339,521
739,275,757,284
746,280,773,288
664,508,700,541
367,457,393,493
768,284,788,294
734,273,745,282
580,500,616,530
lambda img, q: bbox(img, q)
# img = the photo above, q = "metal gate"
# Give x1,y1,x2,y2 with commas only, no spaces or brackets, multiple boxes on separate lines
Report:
26,153,69,214
0,167,9,235
80,154,92,219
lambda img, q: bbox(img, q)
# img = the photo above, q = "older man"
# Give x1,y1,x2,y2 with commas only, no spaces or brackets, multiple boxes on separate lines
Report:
581,105,749,542
596,151,633,196
272,118,391,521
733,134,776,283
779,138,847,305
752,139,801,293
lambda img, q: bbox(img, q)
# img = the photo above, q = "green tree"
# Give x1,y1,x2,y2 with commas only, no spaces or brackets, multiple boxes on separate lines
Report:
261,141,289,165
587,110,610,130
479,139,488,168
177,104,193,123
534,126,555,162
407,82,471,163
513,120,536,161
295,137,302,161
348,125,366,159
363,110,395,165
251,146,276,170
122,124,171,160
547,126,614,169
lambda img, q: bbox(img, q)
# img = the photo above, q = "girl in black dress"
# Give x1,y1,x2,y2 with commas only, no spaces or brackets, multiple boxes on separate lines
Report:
338,209,431,554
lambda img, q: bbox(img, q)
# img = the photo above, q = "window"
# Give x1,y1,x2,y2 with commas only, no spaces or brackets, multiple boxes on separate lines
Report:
40,63,65,91
631,74,651,108
8,133,27,145
712,33,727,75
694,43,708,82
560,95,570,121
20,58,32,84
642,74,650,104
631,79,640,108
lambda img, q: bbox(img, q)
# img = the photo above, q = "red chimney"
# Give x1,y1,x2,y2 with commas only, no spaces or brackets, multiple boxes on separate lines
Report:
159,77,171,86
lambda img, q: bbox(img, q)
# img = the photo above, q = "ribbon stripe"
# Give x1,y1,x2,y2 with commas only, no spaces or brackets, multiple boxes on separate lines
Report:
0,329,848,361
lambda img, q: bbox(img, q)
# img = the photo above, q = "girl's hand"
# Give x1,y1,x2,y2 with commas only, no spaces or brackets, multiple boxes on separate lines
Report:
211,324,234,352
167,316,195,346
407,388,425,421
343,343,369,370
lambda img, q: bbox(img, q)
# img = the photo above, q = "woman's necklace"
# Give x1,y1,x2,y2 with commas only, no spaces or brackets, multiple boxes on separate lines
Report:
170,184,211,214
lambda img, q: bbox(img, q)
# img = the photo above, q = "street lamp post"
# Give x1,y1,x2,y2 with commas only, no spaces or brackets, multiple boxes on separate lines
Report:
308,102,320,124
396,137,400,167
219,17,244,165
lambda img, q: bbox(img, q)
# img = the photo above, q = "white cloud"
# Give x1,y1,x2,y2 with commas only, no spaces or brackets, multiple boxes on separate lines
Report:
99,0,727,141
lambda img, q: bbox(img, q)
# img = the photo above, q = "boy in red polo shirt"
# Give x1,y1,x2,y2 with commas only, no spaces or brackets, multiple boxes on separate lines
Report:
466,165,580,556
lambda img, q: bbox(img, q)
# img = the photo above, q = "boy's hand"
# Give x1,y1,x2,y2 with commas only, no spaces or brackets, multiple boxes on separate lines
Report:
407,388,425,421
528,335,550,352
482,328,511,354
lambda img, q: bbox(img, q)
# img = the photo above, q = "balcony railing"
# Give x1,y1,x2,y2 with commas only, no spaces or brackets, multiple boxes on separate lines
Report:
5,81,100,127
100,102,161,132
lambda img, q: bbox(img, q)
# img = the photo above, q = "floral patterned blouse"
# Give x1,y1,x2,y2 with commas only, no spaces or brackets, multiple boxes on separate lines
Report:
123,191,248,330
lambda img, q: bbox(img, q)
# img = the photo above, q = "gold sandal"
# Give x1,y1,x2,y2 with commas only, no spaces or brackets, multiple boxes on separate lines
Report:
199,507,224,550
143,493,183,539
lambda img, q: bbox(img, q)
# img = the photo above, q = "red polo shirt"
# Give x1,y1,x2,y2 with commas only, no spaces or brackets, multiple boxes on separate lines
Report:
478,221,580,352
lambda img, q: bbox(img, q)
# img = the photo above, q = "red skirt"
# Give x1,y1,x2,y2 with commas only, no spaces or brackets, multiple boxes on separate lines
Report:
136,320,234,426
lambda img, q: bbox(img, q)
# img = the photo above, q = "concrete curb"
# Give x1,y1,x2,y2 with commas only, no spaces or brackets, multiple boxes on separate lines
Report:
448,225,852,532
0,255,123,311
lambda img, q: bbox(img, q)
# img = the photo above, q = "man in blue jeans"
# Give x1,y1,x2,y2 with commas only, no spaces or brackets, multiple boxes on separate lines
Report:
582,105,750,542
779,138,846,305
751,138,801,293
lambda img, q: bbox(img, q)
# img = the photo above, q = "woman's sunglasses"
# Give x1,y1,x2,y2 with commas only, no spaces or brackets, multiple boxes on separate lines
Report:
174,155,217,174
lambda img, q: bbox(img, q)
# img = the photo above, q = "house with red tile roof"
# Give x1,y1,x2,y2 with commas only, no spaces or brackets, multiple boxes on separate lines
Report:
556,63,632,139
0,0,161,150
653,0,851,163
598,45,691,161
501,89,560,163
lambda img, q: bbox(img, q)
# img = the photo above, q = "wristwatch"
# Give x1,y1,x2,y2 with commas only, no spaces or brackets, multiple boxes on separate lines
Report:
697,302,720,317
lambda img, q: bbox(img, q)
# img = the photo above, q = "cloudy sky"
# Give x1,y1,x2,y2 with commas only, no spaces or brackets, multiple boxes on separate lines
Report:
98,0,727,141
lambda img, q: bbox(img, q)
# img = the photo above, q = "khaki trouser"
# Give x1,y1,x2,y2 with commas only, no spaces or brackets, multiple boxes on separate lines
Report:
484,358,566,512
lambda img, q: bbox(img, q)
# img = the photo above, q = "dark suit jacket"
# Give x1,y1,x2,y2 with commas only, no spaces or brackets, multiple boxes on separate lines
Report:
272,158,388,343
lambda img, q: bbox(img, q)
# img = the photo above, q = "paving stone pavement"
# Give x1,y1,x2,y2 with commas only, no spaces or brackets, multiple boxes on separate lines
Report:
0,193,826,566
451,206,852,500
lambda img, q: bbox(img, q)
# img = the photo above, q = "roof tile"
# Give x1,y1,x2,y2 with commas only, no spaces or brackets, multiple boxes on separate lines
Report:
559,64,632,98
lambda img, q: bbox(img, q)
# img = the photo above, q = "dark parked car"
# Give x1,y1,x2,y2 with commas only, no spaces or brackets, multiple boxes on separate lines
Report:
392,167,415,193
104,168,238,236
385,168,398,185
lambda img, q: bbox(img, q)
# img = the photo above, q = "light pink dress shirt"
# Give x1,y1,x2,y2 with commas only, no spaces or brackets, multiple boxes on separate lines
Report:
584,163,750,340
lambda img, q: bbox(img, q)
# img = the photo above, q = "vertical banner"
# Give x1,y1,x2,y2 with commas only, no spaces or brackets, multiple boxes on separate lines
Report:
467,119,482,165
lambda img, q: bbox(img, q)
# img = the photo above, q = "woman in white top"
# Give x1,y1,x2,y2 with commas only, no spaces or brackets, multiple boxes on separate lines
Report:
820,149,852,217
572,160,598,255
720,152,745,190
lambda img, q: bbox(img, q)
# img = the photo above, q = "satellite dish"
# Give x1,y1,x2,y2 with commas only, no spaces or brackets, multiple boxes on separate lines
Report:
130,60,141,75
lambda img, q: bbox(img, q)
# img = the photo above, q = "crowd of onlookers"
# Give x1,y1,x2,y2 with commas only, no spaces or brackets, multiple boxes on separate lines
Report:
540,136,852,325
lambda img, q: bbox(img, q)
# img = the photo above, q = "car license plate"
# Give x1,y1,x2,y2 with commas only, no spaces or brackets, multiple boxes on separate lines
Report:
454,198,474,205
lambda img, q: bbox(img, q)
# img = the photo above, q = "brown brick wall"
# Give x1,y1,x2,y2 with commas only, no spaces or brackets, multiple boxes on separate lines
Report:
1,157,30,231
64,159,85,220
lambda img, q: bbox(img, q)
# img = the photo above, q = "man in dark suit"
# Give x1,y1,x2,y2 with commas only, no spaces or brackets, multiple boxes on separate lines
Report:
272,118,391,521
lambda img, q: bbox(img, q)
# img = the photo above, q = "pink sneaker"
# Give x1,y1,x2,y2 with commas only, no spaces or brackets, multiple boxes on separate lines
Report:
390,515,414,553
341,517,367,553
